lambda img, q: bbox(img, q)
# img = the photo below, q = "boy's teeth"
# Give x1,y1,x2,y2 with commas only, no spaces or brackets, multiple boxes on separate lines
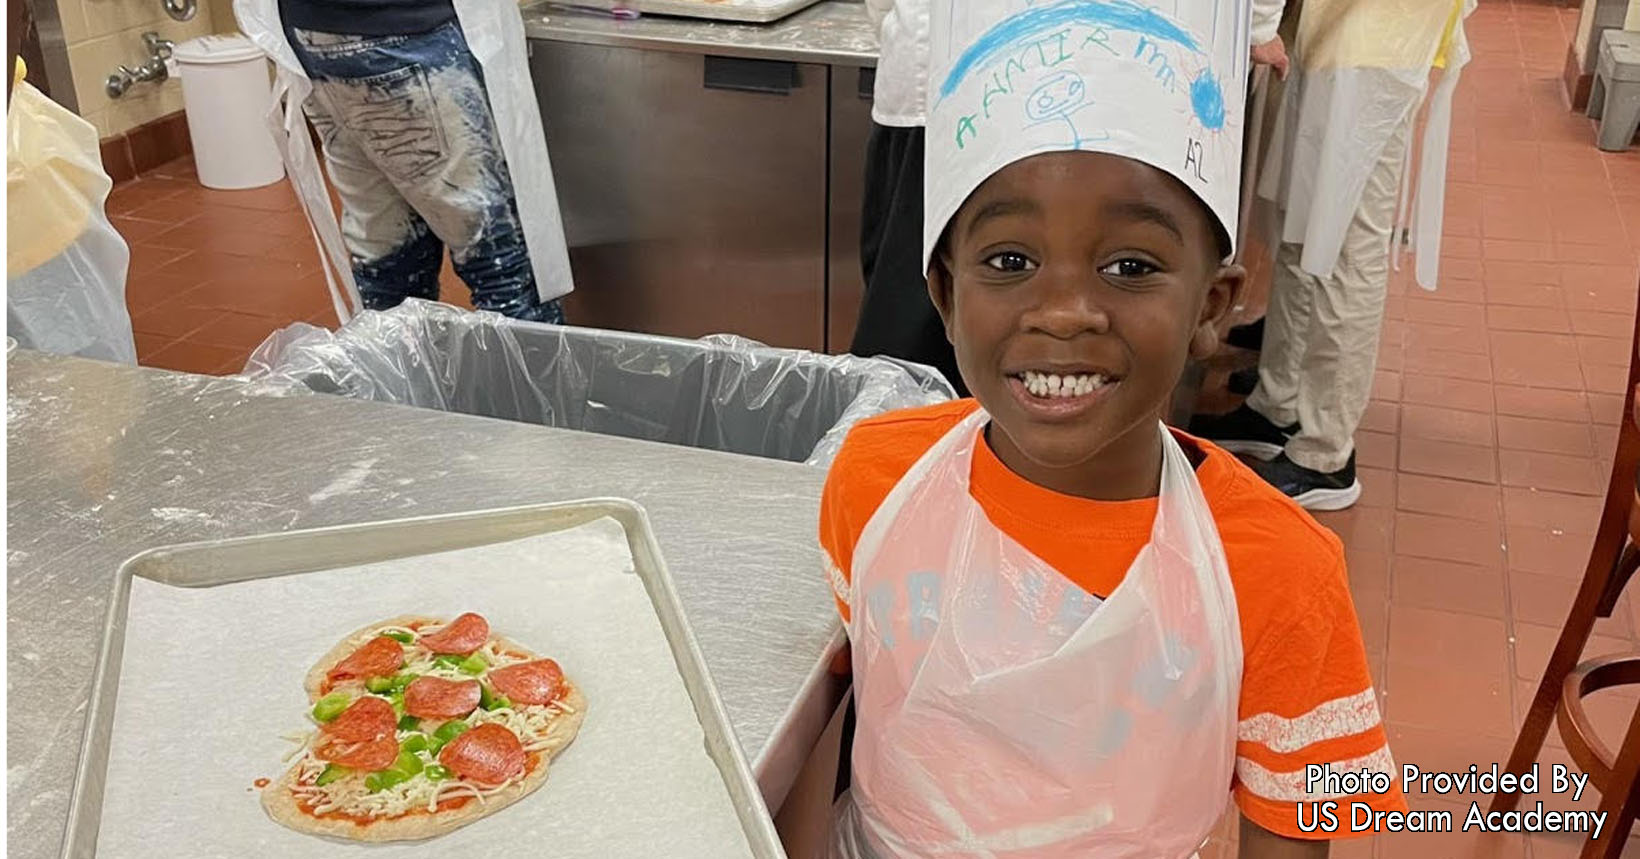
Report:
1020,370,1108,398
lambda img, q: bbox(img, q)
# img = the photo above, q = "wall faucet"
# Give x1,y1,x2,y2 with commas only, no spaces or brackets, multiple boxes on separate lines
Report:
106,32,175,99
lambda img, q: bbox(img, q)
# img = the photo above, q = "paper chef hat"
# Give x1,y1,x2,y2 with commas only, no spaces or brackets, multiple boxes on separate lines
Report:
923,0,1251,270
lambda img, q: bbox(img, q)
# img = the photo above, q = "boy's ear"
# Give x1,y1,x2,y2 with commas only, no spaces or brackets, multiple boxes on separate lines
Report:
927,257,957,345
1190,263,1246,360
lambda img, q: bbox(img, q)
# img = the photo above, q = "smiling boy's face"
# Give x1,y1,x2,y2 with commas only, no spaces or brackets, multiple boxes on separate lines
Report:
929,151,1241,499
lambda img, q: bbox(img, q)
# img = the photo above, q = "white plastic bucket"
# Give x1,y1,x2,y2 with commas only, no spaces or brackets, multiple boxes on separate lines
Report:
173,34,285,190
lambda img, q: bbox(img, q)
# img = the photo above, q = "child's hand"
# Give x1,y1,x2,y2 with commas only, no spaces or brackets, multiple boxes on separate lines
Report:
1251,36,1291,81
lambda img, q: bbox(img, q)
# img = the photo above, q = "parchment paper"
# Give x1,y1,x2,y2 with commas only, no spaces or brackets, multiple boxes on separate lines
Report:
95,517,757,857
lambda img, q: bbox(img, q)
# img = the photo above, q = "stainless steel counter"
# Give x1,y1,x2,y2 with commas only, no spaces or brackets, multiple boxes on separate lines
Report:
522,0,878,67
7,352,844,857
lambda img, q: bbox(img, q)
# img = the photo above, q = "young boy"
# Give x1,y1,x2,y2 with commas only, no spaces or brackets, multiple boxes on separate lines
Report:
820,2,1405,857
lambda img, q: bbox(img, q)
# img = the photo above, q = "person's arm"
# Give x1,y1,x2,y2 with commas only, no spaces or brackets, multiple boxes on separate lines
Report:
1240,815,1329,859
1250,0,1290,79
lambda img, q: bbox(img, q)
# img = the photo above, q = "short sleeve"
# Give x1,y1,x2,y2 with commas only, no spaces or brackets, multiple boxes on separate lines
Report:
819,442,861,624
1232,554,1409,839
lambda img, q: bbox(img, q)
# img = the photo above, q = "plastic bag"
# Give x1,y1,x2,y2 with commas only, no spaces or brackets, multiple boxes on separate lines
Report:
242,299,956,467
838,411,1241,857
7,61,137,364
1256,0,1465,281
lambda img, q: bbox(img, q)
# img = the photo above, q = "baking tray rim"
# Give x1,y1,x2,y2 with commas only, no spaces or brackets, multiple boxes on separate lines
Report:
60,497,784,859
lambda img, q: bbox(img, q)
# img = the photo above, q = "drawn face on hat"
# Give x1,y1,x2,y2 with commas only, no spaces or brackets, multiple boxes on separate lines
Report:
1025,71,1087,121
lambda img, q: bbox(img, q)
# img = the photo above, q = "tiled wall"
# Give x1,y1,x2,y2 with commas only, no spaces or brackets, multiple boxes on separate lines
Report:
59,0,218,138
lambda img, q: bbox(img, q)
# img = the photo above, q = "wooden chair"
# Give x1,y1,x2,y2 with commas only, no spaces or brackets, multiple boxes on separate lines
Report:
1493,278,1640,858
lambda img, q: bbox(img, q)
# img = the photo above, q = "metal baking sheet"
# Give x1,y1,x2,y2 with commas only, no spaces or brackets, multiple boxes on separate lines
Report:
565,0,824,25
61,498,785,858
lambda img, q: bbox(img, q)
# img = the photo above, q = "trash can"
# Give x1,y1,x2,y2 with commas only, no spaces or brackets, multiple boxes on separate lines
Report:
173,34,284,190
242,300,958,467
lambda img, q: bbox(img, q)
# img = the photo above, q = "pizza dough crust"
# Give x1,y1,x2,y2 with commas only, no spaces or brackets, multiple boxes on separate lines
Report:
266,616,587,842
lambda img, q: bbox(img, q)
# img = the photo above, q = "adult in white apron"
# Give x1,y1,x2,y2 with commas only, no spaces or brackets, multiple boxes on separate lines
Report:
1258,0,1474,289
830,411,1243,858
1193,0,1474,509
235,0,573,326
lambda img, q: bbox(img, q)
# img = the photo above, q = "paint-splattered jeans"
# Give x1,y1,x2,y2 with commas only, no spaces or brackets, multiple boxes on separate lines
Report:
290,22,563,323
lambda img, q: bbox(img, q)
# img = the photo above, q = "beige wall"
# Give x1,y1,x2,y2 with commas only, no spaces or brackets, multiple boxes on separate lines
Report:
1628,0,1639,30
60,0,218,138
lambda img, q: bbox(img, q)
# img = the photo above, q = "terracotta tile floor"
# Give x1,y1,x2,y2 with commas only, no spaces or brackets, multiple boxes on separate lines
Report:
113,0,1640,855
112,160,471,375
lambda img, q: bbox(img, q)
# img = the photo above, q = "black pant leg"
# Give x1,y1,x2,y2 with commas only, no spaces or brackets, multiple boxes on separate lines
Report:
849,124,967,397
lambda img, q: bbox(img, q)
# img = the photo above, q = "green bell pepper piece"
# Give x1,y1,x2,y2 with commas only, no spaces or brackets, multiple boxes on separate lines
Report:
424,765,452,782
366,769,408,793
457,653,488,675
315,764,347,787
383,630,415,644
433,720,470,743
401,733,429,754
433,654,464,669
311,692,351,723
365,676,395,694
393,750,424,776
398,714,421,732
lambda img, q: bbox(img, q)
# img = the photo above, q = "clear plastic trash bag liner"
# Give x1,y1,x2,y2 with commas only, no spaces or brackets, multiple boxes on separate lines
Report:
242,299,956,467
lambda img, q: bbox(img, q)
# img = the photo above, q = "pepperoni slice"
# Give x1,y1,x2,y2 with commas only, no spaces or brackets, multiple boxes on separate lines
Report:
321,696,397,743
404,676,481,719
417,613,489,655
327,636,405,683
487,659,565,706
317,734,399,772
438,723,525,785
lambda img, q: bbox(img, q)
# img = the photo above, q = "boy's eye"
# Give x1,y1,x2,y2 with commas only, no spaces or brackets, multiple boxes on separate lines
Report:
983,252,1037,273
1099,258,1159,278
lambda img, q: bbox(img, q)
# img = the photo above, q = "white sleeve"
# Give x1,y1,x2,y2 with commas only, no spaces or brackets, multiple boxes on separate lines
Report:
1251,0,1285,45
866,0,894,32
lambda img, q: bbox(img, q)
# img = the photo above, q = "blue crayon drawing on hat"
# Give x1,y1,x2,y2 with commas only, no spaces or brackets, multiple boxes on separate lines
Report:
1023,70,1112,149
941,0,1229,150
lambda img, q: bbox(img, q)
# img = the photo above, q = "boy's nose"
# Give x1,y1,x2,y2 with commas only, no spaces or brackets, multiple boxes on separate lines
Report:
1023,267,1110,338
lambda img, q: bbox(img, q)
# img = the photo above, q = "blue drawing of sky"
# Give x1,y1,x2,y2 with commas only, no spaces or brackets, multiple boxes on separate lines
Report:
939,0,1230,130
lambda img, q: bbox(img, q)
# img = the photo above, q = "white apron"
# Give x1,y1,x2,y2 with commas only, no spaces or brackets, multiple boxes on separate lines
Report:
833,410,1243,859
234,0,574,324
1257,0,1472,290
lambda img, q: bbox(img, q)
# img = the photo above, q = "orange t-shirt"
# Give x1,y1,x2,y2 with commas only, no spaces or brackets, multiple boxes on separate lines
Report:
819,400,1408,840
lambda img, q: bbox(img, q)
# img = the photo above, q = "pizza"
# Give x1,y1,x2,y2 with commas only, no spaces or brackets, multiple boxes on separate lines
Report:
262,613,586,841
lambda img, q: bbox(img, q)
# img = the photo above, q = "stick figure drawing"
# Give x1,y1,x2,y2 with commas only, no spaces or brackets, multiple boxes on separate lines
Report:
1023,70,1109,149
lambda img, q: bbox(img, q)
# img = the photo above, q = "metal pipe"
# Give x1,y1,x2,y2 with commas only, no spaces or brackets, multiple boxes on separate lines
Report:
104,31,173,99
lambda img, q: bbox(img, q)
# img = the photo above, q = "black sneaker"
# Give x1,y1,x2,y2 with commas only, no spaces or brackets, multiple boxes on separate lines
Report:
1227,366,1259,396
1187,405,1296,461
1251,453,1362,511
1226,319,1265,351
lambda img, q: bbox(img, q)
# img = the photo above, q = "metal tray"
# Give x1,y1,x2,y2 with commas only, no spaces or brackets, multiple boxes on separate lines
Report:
569,0,823,25
61,498,785,858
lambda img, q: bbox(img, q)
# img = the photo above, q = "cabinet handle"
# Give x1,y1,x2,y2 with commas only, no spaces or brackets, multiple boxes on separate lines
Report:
703,56,798,95
858,67,875,100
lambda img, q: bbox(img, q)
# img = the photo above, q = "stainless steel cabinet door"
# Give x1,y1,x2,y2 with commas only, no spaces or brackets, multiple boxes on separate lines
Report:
530,41,829,351
826,65,873,355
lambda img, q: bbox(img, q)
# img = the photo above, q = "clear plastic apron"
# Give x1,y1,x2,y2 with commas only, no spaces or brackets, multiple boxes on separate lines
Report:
834,409,1243,859
234,0,574,324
